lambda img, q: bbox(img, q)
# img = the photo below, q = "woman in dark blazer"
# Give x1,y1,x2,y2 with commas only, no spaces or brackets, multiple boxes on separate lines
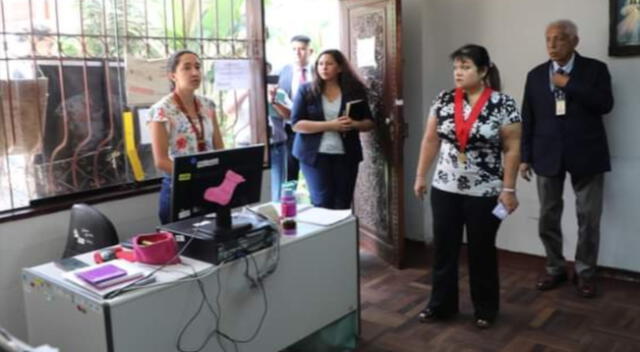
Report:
290,49,374,209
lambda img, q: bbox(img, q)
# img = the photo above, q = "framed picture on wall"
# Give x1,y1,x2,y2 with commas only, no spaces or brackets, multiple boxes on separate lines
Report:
609,0,640,56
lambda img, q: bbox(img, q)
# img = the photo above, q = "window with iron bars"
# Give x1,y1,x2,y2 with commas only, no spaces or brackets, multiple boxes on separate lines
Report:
0,0,267,213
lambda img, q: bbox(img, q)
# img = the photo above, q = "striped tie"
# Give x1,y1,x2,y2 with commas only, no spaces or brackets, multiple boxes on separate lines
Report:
299,67,307,84
554,68,565,100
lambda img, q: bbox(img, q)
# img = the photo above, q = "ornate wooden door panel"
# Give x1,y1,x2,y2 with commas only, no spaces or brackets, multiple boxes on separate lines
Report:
340,0,405,267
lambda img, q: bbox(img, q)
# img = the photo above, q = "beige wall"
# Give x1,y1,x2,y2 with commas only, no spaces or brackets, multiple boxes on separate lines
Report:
403,0,640,274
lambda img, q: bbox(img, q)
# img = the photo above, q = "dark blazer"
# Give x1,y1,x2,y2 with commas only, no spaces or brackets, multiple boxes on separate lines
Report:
277,64,312,99
290,82,373,166
277,64,294,98
521,53,614,177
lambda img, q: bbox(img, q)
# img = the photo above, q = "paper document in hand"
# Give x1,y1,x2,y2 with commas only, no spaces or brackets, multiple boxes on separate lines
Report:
344,99,364,117
296,207,352,226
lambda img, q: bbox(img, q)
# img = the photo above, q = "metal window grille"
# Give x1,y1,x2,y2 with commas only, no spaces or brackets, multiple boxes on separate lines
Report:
0,0,265,212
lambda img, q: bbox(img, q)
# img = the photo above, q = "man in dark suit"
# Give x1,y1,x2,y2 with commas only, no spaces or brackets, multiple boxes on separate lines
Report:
520,20,614,298
274,35,314,183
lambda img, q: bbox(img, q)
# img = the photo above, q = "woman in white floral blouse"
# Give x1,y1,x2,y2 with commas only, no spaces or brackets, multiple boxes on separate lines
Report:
148,50,224,224
413,44,521,329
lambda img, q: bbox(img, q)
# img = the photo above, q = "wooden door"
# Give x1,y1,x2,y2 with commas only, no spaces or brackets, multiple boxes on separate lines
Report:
340,0,406,267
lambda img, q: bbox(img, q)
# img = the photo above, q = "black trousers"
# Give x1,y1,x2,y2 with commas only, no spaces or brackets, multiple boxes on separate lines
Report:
285,124,300,182
428,187,502,320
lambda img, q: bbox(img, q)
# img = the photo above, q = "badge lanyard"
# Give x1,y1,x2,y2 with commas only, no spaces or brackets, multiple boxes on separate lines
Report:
554,89,566,116
453,87,492,164
173,92,206,152
554,68,567,117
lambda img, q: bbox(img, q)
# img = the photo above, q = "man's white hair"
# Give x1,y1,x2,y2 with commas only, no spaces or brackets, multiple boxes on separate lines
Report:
547,19,579,39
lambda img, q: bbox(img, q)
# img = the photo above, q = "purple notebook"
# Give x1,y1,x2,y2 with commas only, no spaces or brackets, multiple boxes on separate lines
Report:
76,264,127,285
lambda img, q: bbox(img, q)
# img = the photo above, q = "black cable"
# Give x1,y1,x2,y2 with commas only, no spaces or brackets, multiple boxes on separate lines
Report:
229,253,268,343
107,222,273,350
175,278,211,352
196,266,238,352
214,262,238,352
175,262,222,352
176,258,244,352
177,254,261,352
211,250,269,346
254,231,280,284
204,222,276,347
98,228,224,351
174,234,273,352
241,207,281,283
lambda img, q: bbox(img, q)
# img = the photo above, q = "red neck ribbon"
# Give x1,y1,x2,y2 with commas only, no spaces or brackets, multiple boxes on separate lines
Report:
173,91,206,152
454,87,492,153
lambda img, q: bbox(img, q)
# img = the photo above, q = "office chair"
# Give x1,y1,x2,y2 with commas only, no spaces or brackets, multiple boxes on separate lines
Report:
62,203,119,258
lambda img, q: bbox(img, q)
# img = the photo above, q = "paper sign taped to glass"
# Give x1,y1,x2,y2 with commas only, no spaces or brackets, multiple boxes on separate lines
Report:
213,59,252,90
125,55,170,106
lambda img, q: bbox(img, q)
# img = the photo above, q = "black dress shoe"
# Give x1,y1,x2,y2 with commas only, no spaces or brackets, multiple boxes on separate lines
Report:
536,272,568,291
475,318,492,329
418,308,437,323
418,307,457,323
573,274,597,298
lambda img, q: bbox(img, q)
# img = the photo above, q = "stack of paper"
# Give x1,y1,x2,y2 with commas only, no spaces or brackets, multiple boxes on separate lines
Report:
296,208,353,226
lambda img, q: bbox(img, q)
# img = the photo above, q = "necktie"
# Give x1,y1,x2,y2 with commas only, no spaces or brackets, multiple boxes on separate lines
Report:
299,67,307,84
554,68,565,99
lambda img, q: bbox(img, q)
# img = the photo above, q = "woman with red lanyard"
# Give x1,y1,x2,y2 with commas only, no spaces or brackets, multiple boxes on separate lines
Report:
148,50,224,224
413,44,521,328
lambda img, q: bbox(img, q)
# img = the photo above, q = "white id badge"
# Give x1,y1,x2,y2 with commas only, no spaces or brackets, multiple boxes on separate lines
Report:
492,202,509,220
555,98,566,116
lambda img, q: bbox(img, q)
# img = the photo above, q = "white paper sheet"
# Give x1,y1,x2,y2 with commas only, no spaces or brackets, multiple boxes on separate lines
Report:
136,108,151,144
214,59,252,90
356,36,377,68
296,207,352,226
125,55,169,105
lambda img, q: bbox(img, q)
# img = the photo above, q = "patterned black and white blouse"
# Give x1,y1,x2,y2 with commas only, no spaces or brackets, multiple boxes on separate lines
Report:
429,89,521,197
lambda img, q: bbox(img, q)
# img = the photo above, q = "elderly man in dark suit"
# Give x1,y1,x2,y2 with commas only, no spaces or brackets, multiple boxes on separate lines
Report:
520,19,614,298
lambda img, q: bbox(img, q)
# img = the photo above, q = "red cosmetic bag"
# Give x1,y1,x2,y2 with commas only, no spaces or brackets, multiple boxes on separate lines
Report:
133,232,181,265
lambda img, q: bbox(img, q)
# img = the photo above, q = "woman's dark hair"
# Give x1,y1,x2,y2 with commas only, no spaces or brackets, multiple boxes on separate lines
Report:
450,44,501,91
166,49,200,90
308,49,366,100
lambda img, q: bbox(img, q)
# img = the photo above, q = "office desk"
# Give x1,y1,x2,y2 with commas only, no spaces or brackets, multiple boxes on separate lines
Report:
22,217,359,352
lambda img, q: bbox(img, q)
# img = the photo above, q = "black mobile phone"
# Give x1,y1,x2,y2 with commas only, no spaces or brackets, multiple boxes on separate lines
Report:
120,238,134,249
266,75,279,84
54,257,90,272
